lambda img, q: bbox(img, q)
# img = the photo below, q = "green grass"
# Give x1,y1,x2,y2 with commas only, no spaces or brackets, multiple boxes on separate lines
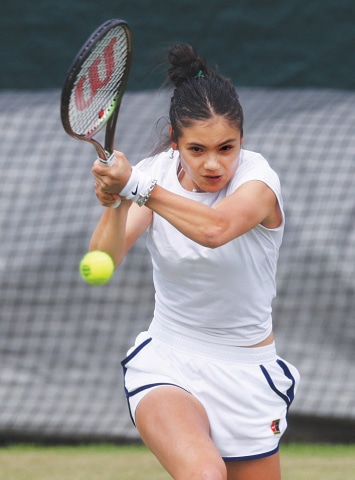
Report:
280,443,355,479
0,443,354,480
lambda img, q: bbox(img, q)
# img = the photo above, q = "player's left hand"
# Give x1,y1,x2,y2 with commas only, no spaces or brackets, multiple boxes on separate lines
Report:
94,182,122,207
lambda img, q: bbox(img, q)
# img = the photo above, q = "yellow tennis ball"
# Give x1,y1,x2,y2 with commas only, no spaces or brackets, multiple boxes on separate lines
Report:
79,250,114,286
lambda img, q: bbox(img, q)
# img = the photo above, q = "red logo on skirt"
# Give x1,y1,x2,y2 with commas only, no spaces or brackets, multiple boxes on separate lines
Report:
271,419,281,434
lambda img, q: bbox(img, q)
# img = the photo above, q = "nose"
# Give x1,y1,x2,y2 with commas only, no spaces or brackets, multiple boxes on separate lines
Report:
204,154,220,170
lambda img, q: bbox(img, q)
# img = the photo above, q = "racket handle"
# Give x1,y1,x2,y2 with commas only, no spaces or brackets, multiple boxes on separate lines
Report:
99,152,116,166
99,152,121,208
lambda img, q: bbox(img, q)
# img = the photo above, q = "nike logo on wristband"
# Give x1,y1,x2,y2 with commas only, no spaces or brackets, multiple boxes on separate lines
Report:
131,184,139,196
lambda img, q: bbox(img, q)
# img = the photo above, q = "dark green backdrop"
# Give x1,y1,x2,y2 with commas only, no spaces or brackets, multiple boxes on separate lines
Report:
2,0,354,91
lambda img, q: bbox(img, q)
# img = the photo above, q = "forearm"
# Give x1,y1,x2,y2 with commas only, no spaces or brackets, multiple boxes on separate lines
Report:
89,201,131,268
145,181,275,248
146,185,228,248
92,159,275,250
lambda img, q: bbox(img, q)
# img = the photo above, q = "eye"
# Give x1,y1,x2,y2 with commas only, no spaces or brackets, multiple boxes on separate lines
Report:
220,144,233,151
189,146,203,153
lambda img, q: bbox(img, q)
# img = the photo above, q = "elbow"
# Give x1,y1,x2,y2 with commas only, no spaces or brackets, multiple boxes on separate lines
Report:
200,225,228,249
198,211,235,248
203,238,225,249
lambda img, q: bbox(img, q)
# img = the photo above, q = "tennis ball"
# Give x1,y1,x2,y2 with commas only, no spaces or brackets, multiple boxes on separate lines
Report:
79,250,114,286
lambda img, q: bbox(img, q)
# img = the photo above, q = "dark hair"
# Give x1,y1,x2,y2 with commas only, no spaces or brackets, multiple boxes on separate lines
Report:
168,44,243,144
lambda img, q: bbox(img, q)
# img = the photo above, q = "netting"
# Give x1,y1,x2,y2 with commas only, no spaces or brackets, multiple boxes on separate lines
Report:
1,88,354,442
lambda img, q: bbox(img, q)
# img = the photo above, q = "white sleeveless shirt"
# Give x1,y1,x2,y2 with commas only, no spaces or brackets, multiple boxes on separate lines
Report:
138,149,284,346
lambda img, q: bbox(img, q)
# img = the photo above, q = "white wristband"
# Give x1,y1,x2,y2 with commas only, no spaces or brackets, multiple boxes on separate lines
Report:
119,167,157,207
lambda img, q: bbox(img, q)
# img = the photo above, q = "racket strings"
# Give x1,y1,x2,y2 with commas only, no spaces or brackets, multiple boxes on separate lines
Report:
68,26,130,137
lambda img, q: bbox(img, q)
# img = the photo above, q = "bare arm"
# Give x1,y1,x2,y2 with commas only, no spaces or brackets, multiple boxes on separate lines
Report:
90,153,152,267
89,200,152,268
145,180,281,248
92,152,281,250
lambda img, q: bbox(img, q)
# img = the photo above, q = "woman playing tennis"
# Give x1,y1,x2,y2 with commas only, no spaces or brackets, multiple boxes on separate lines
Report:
90,43,300,480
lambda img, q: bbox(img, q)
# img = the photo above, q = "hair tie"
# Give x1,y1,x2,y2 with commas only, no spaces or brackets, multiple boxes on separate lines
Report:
194,70,205,79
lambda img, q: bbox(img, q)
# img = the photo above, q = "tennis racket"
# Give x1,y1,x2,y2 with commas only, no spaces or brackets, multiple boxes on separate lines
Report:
60,19,133,206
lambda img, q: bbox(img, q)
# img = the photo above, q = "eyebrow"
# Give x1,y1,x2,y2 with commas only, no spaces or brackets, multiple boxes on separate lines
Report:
186,138,237,147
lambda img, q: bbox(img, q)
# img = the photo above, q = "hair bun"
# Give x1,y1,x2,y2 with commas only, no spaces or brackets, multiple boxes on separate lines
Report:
167,44,207,87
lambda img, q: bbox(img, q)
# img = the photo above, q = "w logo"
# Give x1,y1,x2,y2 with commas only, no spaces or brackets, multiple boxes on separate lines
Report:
74,37,118,111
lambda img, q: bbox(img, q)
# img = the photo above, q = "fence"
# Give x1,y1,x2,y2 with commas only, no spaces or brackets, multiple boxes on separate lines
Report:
0,87,354,443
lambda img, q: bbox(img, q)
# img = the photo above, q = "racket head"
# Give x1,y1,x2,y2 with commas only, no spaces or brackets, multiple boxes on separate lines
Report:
60,19,133,159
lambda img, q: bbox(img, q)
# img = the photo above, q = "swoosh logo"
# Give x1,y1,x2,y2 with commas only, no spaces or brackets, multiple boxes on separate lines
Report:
131,183,139,196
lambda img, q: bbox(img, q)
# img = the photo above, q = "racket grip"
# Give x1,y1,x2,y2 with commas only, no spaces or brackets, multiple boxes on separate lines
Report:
99,152,116,166
99,152,121,208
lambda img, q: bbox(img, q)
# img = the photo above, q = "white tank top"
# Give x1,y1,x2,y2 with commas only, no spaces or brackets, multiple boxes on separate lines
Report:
138,149,284,346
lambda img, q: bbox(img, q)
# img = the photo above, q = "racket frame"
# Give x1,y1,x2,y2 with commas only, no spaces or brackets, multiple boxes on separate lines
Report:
60,19,133,165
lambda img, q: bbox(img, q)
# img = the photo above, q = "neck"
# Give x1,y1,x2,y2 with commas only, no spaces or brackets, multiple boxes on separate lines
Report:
177,163,204,193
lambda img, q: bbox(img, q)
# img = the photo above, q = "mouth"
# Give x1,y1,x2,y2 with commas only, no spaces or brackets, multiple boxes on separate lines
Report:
203,175,223,184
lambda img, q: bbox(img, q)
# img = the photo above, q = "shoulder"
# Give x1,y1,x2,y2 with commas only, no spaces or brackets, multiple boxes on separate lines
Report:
136,150,175,177
237,149,278,176
228,149,281,194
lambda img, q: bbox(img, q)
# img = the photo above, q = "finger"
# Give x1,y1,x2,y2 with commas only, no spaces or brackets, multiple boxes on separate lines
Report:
92,158,112,176
95,185,119,205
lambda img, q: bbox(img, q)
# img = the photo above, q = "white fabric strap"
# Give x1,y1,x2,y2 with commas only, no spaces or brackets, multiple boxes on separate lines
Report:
119,167,157,206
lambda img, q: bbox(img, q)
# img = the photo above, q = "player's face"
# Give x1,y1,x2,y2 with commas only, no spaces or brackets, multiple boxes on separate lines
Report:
173,115,243,193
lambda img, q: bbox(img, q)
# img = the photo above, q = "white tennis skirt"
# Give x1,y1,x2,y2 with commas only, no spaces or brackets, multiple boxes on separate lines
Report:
121,325,300,461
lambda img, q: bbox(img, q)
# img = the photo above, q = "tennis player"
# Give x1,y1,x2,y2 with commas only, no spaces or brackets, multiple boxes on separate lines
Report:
90,43,300,480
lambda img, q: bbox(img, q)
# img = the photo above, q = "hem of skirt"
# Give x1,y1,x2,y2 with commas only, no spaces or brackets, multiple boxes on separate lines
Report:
223,444,280,462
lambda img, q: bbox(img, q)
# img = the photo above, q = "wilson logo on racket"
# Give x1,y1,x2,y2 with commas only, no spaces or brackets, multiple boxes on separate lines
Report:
75,37,118,111
61,18,133,175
